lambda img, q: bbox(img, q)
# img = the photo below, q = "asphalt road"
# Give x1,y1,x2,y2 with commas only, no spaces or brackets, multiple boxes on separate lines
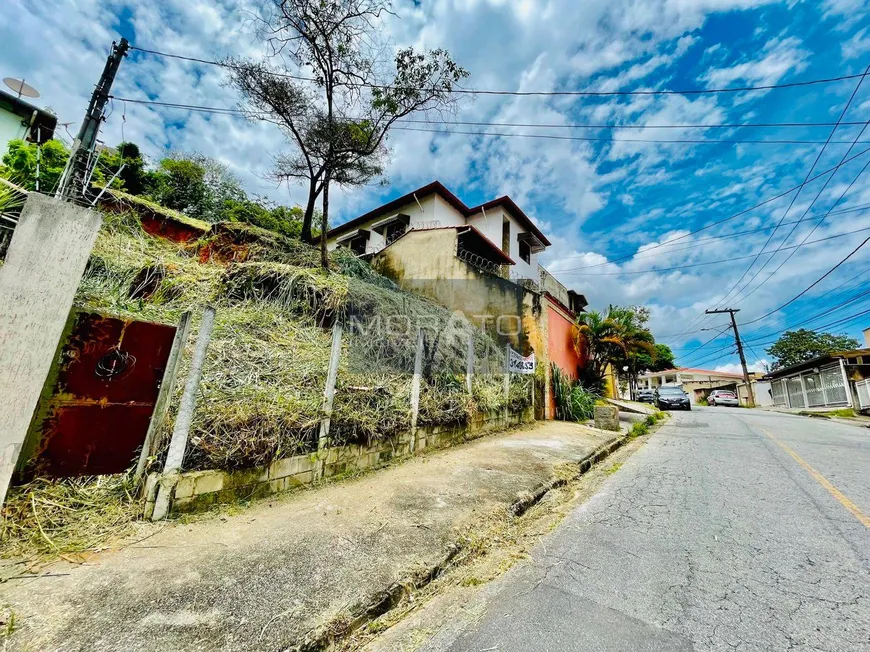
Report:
429,408,870,652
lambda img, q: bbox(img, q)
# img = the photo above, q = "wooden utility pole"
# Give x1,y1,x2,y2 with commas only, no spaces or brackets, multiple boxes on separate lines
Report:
705,308,755,407
57,38,129,201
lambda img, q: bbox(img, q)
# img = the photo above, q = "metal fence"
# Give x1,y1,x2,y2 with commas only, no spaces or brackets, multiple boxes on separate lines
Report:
770,362,850,409
856,378,870,409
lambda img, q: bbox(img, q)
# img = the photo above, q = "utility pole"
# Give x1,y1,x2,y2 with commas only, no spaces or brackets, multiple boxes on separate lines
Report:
705,308,755,407
57,38,129,201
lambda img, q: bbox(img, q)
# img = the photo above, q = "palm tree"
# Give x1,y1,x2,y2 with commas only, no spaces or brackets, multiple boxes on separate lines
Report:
573,306,657,396
605,306,657,399
573,310,620,392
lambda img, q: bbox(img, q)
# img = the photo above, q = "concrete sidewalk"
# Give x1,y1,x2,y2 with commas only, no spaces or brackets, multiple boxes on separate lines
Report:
1,421,617,652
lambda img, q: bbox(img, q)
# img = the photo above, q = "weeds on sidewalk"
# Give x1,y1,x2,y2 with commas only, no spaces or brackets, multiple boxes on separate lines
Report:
629,411,666,439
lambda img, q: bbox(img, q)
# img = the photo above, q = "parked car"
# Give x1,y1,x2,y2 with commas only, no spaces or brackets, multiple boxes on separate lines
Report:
636,389,656,403
708,389,739,407
655,386,691,411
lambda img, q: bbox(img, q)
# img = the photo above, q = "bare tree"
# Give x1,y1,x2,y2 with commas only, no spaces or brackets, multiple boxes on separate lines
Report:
228,0,468,266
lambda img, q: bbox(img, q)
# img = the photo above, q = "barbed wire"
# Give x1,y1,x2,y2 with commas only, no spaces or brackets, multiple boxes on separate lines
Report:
456,246,508,276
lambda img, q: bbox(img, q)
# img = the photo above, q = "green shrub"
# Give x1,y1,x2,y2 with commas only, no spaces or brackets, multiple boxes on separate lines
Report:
551,363,599,421
629,420,648,438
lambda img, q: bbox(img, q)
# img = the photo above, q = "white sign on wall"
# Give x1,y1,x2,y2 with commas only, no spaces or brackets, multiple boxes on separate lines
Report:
507,347,536,374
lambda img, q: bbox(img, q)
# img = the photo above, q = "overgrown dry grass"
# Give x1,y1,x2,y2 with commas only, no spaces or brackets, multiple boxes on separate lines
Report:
1,475,143,560
75,210,529,472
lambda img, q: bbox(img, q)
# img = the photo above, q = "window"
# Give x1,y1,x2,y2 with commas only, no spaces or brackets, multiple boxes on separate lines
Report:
518,239,531,264
348,235,368,255
502,219,510,256
383,221,407,244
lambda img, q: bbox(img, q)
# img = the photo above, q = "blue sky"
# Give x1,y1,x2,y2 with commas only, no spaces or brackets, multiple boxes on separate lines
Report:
2,0,870,372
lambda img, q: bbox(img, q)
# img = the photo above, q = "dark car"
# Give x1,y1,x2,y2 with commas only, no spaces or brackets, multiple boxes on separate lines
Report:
655,386,691,411
636,389,656,403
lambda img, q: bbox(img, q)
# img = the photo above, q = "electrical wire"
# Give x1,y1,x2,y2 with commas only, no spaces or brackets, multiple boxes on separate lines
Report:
741,236,870,326
554,226,870,275
674,278,870,363
559,145,870,275
729,152,870,306
128,44,866,97
696,65,870,319
107,96,870,146
670,69,870,340
554,203,870,268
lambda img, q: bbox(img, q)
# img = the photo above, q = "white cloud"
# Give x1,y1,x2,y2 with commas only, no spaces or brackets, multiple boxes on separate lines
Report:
841,28,870,59
715,360,770,374
701,35,808,88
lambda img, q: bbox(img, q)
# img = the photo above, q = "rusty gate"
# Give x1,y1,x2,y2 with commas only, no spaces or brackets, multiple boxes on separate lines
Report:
23,311,177,478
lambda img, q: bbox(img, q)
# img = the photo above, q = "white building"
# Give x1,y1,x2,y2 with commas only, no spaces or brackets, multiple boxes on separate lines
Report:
0,88,56,153
324,181,550,283
638,367,745,405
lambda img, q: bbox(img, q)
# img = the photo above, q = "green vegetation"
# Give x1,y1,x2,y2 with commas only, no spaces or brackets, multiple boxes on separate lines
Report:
1,474,141,558
0,139,308,239
766,329,859,371
551,363,598,421
797,408,856,419
4,204,531,558
2,139,75,192
629,411,666,438
574,305,668,394
604,462,623,475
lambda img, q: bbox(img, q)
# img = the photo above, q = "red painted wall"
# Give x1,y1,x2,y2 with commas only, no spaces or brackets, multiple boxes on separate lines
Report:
547,303,586,418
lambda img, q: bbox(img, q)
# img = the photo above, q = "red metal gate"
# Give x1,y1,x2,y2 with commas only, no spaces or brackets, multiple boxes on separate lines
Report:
25,311,177,477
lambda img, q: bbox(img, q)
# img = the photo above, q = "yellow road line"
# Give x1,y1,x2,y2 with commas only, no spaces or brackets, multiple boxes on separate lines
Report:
760,427,870,529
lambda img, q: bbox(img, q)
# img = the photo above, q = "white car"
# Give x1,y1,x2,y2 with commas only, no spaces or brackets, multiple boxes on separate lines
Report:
708,390,739,407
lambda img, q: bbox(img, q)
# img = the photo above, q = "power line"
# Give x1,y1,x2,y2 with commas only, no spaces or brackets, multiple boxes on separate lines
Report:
393,125,870,146
673,68,870,338
401,118,869,131
558,145,870,276
736,281,870,344
108,96,870,146
672,275,869,361
128,44,866,97
727,150,870,306
554,226,870,275
741,236,870,326
703,67,869,307
554,203,870,268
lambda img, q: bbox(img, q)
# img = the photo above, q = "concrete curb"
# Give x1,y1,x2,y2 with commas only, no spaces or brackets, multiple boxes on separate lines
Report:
291,431,634,652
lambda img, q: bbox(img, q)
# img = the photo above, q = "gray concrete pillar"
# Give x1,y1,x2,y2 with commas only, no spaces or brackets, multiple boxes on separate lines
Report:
0,194,102,509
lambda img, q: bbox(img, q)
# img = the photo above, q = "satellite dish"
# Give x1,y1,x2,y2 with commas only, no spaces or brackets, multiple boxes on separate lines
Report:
3,78,40,99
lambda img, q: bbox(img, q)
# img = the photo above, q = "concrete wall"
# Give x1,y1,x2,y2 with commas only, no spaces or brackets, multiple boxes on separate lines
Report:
546,302,584,418
372,228,535,349
0,194,102,508
155,407,533,515
739,380,773,406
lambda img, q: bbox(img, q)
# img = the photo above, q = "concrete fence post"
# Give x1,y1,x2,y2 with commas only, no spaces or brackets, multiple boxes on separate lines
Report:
0,194,102,512
466,332,475,395
151,306,216,521
134,310,192,489
315,323,343,480
409,328,425,454
504,344,511,417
